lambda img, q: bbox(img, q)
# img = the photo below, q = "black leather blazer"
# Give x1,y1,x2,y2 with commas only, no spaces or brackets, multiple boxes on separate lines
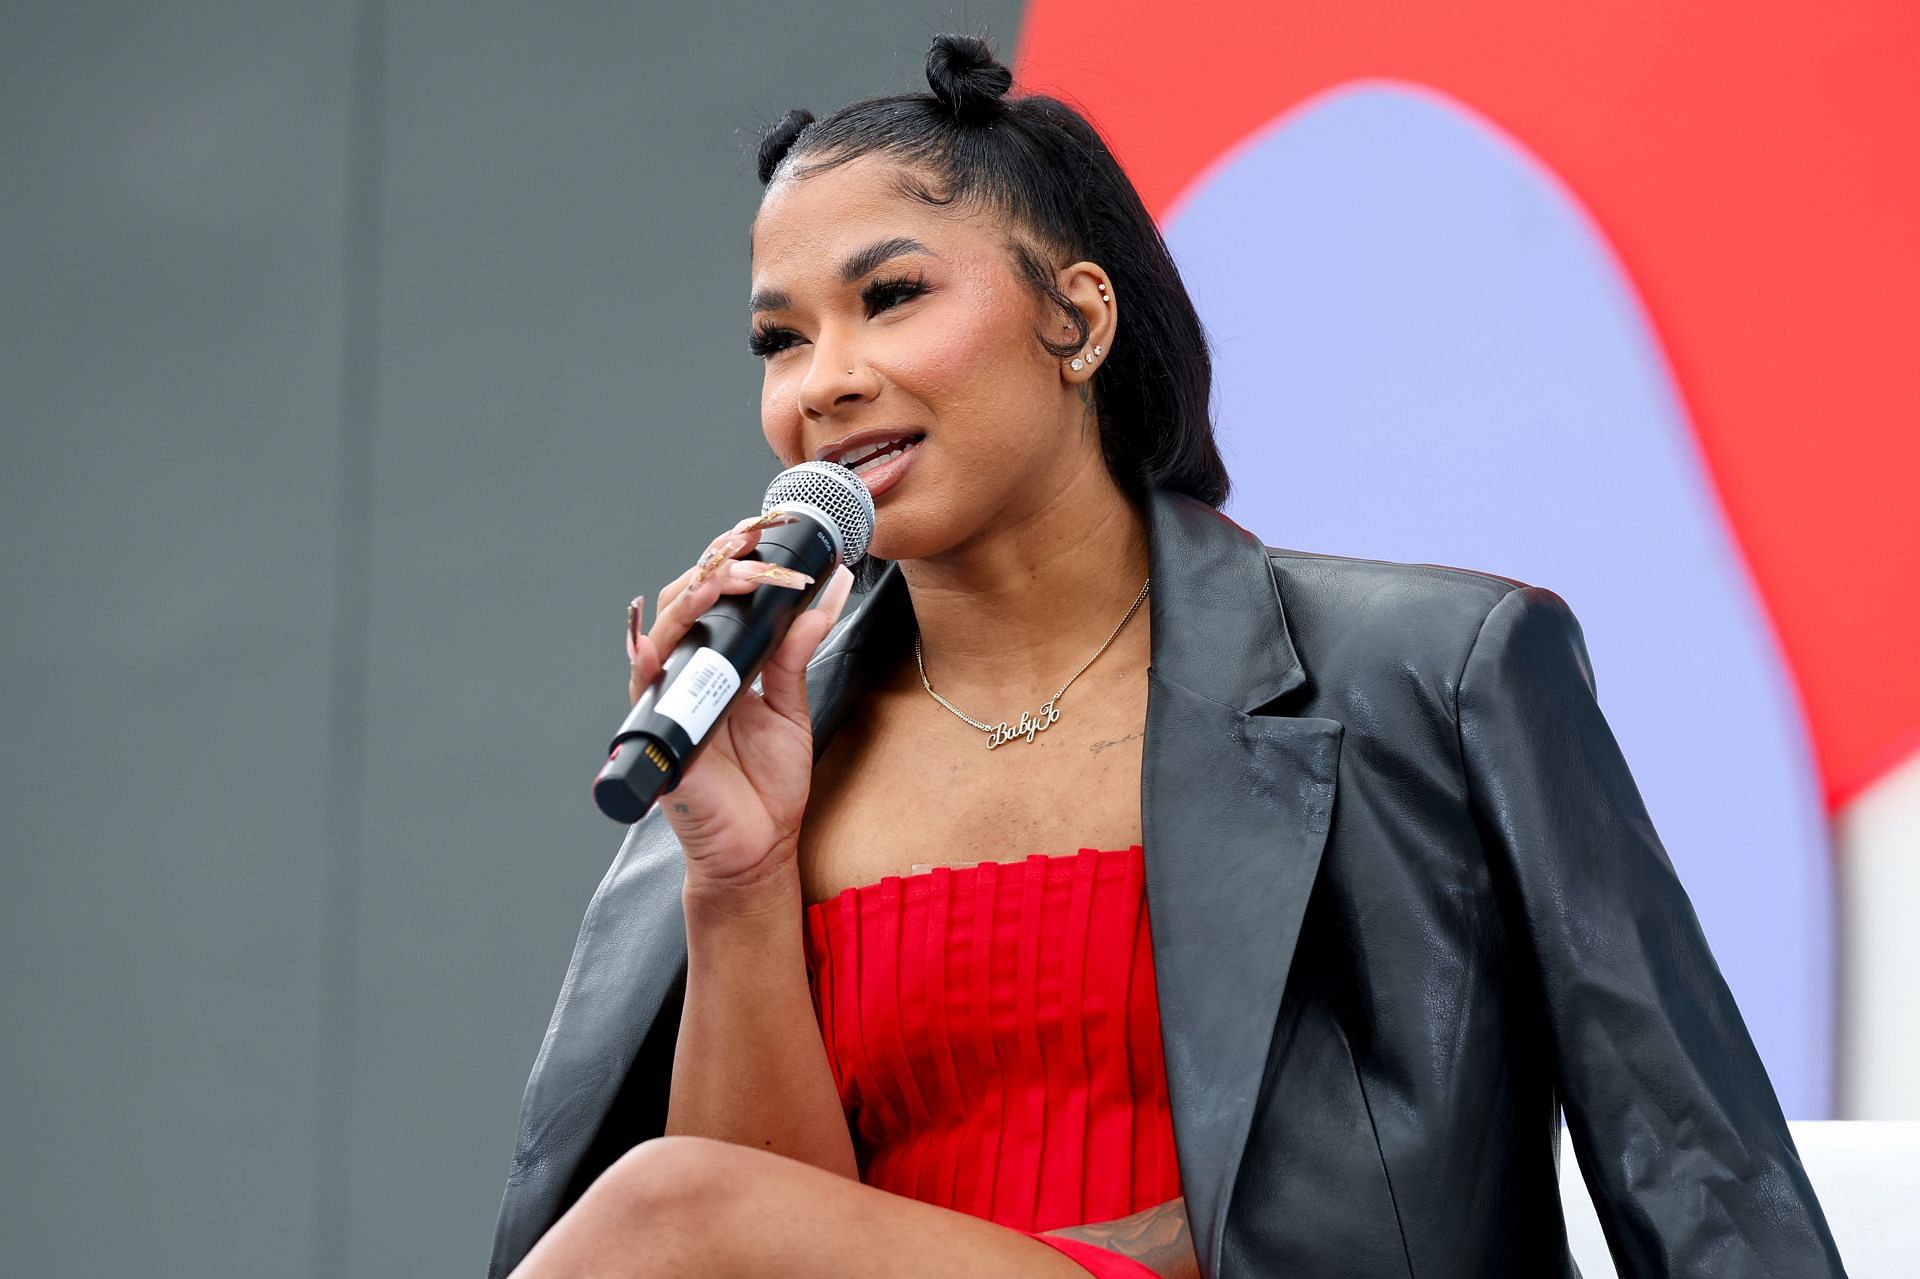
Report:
490,487,1845,1278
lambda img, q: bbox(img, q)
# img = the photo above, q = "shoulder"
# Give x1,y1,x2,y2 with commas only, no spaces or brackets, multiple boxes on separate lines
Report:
1258,544,1590,705
1266,540,1524,640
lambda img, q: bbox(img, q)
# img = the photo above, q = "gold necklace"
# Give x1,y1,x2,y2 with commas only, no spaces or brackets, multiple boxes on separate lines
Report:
914,577,1150,750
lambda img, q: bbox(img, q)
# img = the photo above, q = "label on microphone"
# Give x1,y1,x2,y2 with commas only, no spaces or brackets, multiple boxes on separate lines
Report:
655,646,742,746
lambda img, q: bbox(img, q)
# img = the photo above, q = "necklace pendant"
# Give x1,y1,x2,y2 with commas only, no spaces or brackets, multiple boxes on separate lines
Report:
985,699,1062,750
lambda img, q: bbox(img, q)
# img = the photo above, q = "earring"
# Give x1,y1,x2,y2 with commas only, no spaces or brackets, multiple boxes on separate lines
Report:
1092,345,1104,359
1097,282,1111,303
1069,357,1085,371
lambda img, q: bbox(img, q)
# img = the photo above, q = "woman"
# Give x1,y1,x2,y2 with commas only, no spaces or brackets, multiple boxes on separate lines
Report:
490,34,1844,1279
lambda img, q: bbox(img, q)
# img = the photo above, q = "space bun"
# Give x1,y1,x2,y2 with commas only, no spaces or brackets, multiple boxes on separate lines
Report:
756,107,816,185
925,33,1013,123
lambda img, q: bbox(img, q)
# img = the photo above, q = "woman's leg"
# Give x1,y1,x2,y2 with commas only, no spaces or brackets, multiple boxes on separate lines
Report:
510,1135,1098,1278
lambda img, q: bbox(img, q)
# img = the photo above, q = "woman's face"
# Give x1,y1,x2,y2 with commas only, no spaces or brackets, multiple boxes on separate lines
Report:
748,154,1108,564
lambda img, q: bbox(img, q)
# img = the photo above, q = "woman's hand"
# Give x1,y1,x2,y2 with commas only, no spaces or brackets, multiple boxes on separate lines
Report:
626,511,856,905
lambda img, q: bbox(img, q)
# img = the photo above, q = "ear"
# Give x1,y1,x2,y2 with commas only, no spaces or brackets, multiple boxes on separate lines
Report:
1054,260,1116,387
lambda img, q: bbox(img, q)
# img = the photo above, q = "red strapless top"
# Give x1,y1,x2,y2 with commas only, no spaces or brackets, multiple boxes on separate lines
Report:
802,845,1181,1279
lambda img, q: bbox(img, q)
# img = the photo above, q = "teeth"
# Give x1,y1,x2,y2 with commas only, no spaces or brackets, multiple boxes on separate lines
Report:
844,437,919,474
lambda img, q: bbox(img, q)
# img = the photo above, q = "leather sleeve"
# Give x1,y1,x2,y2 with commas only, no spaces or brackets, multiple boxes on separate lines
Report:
1456,585,1847,1278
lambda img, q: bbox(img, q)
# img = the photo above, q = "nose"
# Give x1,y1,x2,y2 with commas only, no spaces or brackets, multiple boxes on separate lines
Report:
796,337,875,421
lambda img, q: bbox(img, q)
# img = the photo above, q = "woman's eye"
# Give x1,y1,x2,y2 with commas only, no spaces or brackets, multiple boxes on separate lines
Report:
748,325,800,359
861,273,929,316
748,275,926,359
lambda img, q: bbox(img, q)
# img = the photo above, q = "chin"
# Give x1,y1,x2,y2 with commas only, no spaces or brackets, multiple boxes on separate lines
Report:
862,512,934,566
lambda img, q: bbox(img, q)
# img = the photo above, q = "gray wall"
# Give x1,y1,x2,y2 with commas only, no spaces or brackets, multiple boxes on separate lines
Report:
0,3,1021,1275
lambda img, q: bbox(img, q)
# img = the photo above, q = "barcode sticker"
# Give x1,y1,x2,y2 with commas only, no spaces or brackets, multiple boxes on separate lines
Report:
654,646,742,746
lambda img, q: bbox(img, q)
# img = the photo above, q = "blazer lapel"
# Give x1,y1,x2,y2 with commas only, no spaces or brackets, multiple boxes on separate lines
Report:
1140,492,1344,1279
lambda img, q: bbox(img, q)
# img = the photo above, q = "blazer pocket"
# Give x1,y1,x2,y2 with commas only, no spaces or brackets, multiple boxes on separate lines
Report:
1220,1000,1416,1279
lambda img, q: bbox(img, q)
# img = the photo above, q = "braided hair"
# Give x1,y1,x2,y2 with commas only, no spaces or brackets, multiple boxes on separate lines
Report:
753,33,1227,556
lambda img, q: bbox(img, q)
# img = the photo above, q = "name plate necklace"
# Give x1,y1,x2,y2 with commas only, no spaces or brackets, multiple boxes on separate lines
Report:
915,577,1150,750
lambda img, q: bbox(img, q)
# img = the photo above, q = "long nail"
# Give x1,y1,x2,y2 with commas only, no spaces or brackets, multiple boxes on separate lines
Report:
627,596,644,660
697,532,743,565
690,539,736,585
732,509,797,534
705,531,752,576
745,563,814,589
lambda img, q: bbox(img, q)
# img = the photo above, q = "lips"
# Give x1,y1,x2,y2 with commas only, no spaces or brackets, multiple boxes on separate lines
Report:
815,428,927,468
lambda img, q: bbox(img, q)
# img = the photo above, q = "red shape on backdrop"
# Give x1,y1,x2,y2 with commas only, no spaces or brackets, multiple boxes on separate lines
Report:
1015,1,1920,811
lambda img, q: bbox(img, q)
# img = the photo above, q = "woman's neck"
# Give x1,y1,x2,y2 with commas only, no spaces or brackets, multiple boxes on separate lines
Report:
896,465,1152,697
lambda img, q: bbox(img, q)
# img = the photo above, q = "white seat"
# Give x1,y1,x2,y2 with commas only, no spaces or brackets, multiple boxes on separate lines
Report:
1558,1120,1920,1276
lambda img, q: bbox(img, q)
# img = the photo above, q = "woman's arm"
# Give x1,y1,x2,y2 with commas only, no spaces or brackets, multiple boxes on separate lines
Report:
621,540,858,1179
665,867,859,1179
1040,1198,1200,1279
1457,586,1843,1276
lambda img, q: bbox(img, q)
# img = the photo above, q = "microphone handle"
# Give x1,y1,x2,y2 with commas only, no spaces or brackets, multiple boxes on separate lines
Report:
593,518,838,823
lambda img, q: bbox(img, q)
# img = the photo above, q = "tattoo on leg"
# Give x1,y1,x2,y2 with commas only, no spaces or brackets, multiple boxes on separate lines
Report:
1042,1197,1199,1279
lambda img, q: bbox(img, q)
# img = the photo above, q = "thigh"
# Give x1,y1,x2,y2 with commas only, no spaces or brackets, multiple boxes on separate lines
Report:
515,1136,1097,1279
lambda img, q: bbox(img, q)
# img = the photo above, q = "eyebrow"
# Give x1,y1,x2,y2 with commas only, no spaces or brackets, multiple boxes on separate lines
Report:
749,236,935,313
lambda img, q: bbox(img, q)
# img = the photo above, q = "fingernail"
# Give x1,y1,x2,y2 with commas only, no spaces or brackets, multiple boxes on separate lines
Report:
693,533,750,585
627,597,643,660
745,563,814,589
733,509,796,533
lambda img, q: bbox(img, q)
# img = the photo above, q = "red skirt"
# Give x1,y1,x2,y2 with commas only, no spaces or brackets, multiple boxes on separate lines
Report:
803,845,1182,1279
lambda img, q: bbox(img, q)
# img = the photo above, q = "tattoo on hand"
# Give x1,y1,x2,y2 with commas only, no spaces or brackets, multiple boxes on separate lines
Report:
1042,1197,1198,1279
672,803,690,815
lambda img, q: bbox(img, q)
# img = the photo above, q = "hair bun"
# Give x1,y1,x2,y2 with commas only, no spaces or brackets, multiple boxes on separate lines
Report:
756,107,815,184
925,33,1012,122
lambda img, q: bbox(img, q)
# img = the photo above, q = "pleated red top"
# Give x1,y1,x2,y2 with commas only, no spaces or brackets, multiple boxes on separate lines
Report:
802,845,1182,1273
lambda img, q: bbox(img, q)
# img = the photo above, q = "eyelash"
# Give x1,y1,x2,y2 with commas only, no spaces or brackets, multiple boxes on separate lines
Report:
747,272,931,359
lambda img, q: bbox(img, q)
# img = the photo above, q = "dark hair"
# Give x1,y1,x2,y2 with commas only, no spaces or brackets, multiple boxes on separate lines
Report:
754,33,1227,585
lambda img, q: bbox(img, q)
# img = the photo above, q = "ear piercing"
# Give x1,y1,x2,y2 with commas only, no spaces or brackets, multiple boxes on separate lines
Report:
1069,343,1105,372
1066,281,1111,374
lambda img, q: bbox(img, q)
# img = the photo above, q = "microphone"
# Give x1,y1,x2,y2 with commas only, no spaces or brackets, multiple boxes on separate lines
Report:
592,461,876,823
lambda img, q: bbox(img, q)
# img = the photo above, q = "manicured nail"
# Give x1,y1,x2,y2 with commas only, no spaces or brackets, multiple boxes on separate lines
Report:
733,509,796,534
745,563,814,589
693,532,751,584
690,547,728,584
627,597,643,660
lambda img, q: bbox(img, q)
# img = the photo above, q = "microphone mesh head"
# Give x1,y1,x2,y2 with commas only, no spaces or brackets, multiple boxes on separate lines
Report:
762,461,877,566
